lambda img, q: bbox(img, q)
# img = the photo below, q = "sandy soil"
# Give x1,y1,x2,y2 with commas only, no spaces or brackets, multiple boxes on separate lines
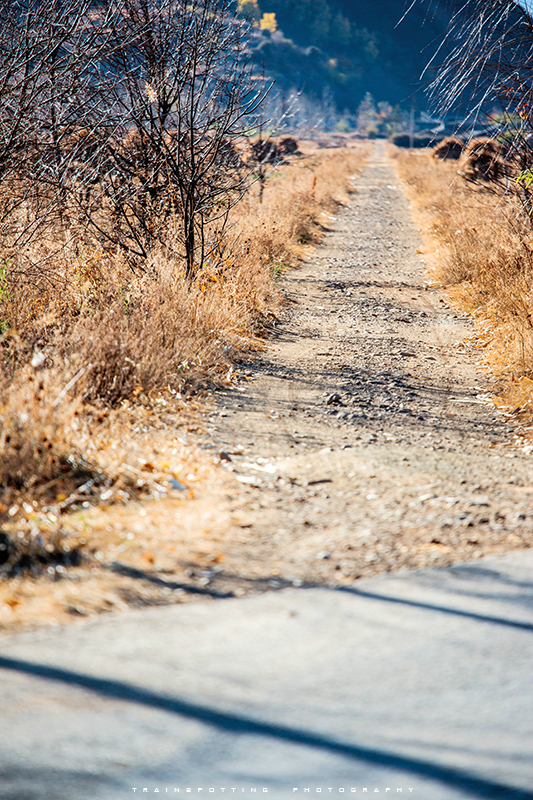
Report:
2,141,532,630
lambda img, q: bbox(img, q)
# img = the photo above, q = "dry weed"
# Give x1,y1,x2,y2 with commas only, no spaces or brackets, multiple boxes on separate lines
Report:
0,142,369,581
391,146,533,392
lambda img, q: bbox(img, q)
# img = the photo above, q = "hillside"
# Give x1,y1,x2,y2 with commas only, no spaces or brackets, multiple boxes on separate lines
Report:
244,0,453,118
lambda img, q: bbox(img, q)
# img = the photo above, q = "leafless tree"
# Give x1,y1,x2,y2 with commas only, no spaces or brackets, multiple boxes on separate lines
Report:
427,0,533,214
0,0,125,283
0,0,265,285
83,0,264,279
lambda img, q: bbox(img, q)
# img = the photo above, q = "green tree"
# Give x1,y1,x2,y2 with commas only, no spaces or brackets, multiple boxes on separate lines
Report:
354,28,379,63
311,3,331,43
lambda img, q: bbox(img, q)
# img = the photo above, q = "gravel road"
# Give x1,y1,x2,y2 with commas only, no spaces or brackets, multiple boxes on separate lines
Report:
189,141,533,593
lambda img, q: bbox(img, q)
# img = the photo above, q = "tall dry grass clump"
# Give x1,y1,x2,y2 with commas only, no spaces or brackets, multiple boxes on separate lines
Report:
391,146,533,380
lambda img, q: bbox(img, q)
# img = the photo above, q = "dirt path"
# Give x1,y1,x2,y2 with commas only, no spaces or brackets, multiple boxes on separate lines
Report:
3,141,532,629
197,140,533,588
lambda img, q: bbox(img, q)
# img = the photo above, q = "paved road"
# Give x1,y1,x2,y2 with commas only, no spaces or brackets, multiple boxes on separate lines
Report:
1,550,532,800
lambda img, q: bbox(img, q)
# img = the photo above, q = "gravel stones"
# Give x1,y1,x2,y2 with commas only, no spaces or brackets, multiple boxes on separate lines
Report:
196,141,533,594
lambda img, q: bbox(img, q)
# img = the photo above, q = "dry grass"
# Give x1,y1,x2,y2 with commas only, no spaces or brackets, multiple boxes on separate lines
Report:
391,146,533,396
232,142,366,270
0,141,369,582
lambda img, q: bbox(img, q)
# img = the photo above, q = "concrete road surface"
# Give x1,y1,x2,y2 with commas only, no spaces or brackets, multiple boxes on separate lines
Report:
1,551,532,800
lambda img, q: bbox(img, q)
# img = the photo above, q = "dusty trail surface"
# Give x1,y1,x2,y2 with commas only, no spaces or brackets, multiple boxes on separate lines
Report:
201,141,533,589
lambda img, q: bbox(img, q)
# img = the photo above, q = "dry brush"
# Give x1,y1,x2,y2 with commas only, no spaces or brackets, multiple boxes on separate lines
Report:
392,146,533,397
0,139,368,576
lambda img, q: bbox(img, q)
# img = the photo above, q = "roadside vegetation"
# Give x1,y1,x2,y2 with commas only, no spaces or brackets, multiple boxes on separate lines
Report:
0,135,367,621
0,0,368,589
392,146,533,413
0,141,366,512
392,0,533,417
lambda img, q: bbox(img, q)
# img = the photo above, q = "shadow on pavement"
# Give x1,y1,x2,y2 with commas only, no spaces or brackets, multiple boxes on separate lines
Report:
340,587,533,632
0,654,531,799
107,562,234,598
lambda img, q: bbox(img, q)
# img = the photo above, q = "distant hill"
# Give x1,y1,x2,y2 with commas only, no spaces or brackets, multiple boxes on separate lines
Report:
245,0,453,118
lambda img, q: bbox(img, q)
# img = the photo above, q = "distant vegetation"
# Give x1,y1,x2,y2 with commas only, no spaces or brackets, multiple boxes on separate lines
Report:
240,0,453,122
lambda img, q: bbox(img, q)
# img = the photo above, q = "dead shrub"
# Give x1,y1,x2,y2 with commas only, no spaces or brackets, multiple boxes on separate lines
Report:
0,367,86,493
249,136,301,166
432,136,464,160
279,137,300,155
0,144,369,511
392,145,533,379
389,132,437,149
250,139,282,165
0,526,84,579
69,267,236,406
458,137,506,182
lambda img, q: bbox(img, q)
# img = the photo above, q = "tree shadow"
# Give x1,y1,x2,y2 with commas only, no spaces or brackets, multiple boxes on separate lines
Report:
0,655,531,800
108,562,234,599
339,586,533,632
